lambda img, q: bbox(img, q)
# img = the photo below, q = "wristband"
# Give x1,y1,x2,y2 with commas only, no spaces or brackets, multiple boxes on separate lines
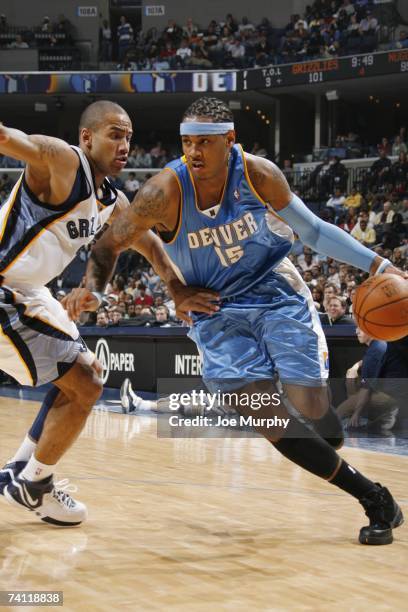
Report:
91,291,103,306
374,259,391,275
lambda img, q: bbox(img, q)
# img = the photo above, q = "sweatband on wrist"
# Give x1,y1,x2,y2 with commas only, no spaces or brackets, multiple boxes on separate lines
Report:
180,122,234,136
277,193,377,273
374,259,391,275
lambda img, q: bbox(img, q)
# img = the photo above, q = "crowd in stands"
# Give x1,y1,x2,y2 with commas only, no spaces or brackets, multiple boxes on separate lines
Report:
2,1,405,71
112,0,402,71
0,12,79,69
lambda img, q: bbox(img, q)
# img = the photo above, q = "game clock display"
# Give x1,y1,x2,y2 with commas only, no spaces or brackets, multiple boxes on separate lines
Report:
239,49,408,90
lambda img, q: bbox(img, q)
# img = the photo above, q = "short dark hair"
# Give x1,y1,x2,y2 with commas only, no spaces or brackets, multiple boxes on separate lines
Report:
79,100,128,131
182,97,233,123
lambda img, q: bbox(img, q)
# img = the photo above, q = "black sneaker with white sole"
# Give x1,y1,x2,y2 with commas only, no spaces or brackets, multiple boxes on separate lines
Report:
4,475,87,526
359,483,404,545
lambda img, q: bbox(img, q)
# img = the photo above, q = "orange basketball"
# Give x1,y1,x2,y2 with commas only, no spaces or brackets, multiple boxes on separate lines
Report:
353,273,408,341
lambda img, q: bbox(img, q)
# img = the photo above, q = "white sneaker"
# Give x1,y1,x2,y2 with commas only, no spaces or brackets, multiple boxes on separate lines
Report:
4,476,87,526
120,378,144,413
120,378,133,413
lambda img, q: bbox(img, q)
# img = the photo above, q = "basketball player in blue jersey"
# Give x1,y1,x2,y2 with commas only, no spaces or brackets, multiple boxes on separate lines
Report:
64,97,405,545
0,100,203,526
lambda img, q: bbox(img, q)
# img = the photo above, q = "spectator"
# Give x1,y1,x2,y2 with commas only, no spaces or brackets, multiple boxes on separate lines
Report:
8,34,29,49
311,286,324,311
251,142,268,158
297,246,319,271
392,135,407,157
351,218,376,247
41,16,52,33
223,35,244,67
354,210,374,233
359,9,378,35
393,30,408,50
238,16,255,34
182,17,198,40
326,187,346,218
255,33,272,66
374,200,395,226
282,159,294,183
0,14,8,32
224,13,238,34
135,148,152,169
344,186,362,209
150,141,166,166
96,310,109,327
342,207,356,232
163,19,182,44
320,296,352,325
117,16,134,62
336,0,355,18
135,284,154,307
100,19,112,61
322,283,340,312
377,137,392,157
367,150,392,190
327,263,341,288
109,309,123,326
124,172,140,197
149,305,177,327
336,328,400,433
382,214,407,250
392,152,408,191
175,38,192,66
399,198,408,223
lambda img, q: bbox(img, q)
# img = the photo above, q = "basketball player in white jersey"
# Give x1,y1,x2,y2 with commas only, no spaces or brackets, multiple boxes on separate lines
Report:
0,100,211,526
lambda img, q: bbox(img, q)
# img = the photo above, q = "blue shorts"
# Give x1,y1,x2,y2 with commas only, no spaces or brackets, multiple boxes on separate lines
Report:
189,260,329,392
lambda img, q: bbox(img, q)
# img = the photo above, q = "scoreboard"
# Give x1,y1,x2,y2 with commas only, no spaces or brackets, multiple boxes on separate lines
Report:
0,50,406,94
239,50,408,90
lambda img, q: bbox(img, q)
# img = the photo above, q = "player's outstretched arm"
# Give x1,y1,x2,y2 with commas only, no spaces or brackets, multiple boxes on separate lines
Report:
0,123,77,169
246,154,407,279
0,123,79,203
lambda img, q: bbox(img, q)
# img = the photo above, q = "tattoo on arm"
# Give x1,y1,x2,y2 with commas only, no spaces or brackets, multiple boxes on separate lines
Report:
133,182,167,218
38,141,59,161
110,181,168,248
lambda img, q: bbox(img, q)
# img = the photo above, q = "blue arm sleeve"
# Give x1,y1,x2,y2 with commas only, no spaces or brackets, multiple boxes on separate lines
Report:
277,194,377,273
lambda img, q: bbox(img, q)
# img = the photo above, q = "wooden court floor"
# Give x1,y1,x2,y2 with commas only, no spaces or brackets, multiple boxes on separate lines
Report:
0,396,407,612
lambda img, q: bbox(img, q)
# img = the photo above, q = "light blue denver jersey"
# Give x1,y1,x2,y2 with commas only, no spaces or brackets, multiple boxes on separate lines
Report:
163,144,294,297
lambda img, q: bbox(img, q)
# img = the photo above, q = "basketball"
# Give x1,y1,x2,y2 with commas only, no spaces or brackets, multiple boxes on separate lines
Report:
353,273,408,341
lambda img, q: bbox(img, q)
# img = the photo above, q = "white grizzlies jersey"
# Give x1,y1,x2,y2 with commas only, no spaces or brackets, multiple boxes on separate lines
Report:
0,146,117,289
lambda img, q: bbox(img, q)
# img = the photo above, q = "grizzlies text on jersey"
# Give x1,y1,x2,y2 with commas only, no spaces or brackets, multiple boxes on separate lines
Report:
0,146,117,386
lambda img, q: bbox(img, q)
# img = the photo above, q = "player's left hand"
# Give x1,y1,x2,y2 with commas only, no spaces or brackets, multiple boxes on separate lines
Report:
61,288,101,320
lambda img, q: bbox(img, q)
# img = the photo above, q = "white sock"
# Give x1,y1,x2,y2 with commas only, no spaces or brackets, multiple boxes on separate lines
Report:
133,395,157,412
19,454,55,482
10,435,37,463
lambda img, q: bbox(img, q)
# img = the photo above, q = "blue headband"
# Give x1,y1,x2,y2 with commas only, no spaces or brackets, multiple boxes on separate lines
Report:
180,122,234,136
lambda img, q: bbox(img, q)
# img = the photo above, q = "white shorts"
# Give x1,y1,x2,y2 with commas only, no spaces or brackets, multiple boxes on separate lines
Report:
0,284,92,386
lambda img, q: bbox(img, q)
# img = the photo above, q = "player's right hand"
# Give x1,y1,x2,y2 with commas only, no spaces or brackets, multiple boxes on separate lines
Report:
61,288,101,320
170,284,221,325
